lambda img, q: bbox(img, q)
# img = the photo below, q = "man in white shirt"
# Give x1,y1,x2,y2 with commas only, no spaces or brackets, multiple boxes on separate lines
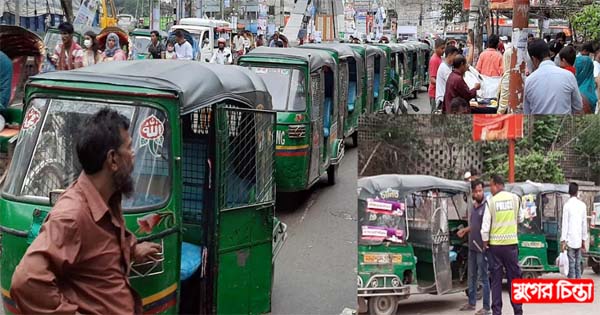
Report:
560,182,588,279
174,30,193,60
435,45,460,112
210,38,233,65
233,33,245,55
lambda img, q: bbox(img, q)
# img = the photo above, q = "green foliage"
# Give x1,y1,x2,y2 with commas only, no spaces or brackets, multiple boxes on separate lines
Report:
482,116,565,183
571,4,600,41
486,151,565,184
441,0,466,23
574,115,600,174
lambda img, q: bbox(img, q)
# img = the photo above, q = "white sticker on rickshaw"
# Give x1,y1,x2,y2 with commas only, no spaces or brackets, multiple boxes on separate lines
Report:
139,115,165,159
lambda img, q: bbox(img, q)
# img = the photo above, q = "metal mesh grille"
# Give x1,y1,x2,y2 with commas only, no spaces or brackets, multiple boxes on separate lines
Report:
216,106,275,210
181,110,211,224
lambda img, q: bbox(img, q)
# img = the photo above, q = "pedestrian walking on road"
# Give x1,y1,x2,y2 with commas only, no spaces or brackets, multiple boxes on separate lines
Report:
457,179,491,315
560,183,588,279
52,22,84,70
428,39,445,113
481,175,523,315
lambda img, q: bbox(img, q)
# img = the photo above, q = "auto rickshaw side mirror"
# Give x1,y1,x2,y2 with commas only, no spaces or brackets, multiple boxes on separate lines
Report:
49,189,66,206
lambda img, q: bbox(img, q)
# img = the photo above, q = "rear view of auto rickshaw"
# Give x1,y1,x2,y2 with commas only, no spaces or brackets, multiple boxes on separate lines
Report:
504,182,576,278
348,44,386,114
587,193,600,274
357,175,471,315
298,43,364,146
0,60,287,314
238,47,345,192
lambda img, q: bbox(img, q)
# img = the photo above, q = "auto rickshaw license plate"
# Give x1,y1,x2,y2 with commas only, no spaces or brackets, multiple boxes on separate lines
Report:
363,253,403,264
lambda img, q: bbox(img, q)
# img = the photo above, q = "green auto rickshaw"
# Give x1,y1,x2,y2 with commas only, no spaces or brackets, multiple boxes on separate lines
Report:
367,44,392,111
129,28,168,60
0,60,287,314
347,44,393,114
238,47,345,192
588,194,600,274
503,182,582,278
298,43,364,146
408,41,432,89
358,175,470,315
401,43,420,99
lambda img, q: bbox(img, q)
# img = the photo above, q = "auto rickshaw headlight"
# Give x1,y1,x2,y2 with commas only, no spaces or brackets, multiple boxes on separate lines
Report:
391,277,401,287
370,279,379,288
357,276,363,288
288,125,306,138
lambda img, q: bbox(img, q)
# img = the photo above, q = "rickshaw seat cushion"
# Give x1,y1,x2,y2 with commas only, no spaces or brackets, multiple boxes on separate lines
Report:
374,75,380,98
180,242,203,281
348,82,357,112
323,97,332,137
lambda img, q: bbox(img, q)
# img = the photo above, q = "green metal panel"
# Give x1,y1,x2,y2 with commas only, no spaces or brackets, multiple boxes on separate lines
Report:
0,84,183,315
357,244,416,285
213,105,275,314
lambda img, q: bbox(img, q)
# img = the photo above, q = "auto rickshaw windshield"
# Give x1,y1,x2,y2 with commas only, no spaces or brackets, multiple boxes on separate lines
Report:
358,197,408,246
2,98,171,210
249,67,306,111
132,35,152,53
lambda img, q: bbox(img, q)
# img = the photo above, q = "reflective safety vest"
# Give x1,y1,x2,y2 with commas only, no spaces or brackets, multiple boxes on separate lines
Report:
489,190,520,245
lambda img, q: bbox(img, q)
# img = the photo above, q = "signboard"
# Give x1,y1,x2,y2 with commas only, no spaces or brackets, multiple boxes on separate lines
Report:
73,0,98,27
490,0,563,10
472,114,524,141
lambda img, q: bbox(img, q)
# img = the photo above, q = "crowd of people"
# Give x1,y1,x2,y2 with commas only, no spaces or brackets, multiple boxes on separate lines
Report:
428,33,600,114
456,175,589,315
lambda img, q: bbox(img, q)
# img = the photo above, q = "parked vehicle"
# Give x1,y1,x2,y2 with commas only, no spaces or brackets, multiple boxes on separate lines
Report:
298,43,364,146
170,18,233,62
358,174,471,315
238,47,345,192
0,60,287,314
504,182,580,278
348,44,386,114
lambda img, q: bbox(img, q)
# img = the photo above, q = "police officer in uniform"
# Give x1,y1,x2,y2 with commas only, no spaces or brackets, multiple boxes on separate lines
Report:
481,175,523,315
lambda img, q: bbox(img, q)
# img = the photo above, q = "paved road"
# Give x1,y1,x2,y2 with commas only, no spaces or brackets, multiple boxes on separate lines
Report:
405,89,432,114
271,146,358,314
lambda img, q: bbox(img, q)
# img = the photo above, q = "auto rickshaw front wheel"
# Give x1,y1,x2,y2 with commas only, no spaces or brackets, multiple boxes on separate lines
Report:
587,257,600,274
327,164,337,185
368,295,398,315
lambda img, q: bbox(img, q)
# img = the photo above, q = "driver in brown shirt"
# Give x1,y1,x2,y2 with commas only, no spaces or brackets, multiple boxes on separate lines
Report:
10,108,162,314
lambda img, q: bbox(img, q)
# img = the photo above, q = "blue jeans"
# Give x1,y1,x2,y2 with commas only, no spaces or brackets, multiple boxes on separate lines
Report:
567,247,582,279
468,249,490,310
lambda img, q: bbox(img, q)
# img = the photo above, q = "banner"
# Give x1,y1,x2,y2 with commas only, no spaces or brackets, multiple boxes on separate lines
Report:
73,0,98,27
472,114,524,141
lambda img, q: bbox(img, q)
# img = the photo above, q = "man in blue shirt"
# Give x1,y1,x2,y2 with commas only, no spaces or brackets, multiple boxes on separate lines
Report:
0,51,12,109
524,39,583,114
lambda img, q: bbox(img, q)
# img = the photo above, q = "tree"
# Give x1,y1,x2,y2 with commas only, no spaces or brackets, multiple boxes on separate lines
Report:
571,4,600,41
441,0,466,23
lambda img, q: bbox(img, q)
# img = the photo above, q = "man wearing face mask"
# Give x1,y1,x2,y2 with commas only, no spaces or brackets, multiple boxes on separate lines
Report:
10,109,162,314
210,38,232,65
52,22,83,70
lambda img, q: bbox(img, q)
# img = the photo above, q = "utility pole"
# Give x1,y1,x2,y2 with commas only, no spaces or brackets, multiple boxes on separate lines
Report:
15,0,20,26
507,0,529,183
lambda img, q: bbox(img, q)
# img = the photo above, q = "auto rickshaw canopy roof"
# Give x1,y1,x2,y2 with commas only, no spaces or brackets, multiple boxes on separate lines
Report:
505,182,569,197
403,41,431,51
29,60,273,114
358,174,470,200
299,43,359,60
379,43,407,53
242,47,337,73
0,25,44,60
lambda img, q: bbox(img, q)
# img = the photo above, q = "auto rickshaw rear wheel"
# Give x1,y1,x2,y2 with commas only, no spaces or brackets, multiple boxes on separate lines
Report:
589,257,600,274
327,164,337,185
368,295,398,315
